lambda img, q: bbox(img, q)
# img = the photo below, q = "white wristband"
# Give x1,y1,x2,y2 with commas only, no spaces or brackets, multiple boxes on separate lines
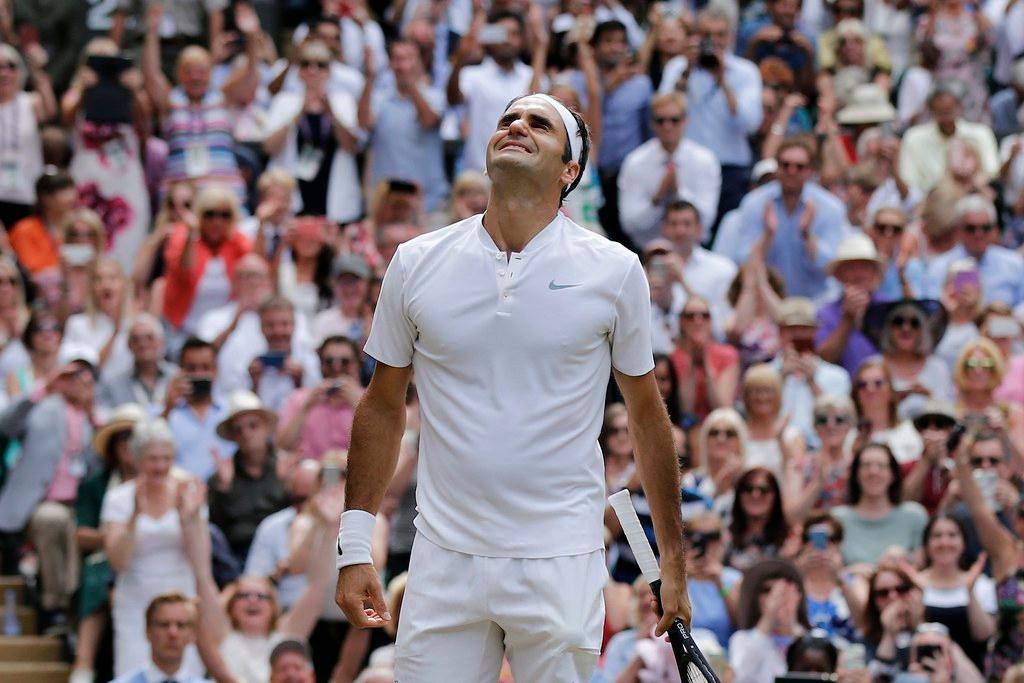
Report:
336,509,376,569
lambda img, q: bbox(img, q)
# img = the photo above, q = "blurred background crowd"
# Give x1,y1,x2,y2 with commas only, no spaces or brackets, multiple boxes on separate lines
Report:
0,0,1022,680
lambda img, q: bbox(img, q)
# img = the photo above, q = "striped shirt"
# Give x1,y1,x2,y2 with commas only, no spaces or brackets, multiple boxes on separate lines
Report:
162,88,244,202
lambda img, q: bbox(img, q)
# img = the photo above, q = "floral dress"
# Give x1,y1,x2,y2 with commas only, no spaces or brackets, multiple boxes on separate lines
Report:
986,570,1024,681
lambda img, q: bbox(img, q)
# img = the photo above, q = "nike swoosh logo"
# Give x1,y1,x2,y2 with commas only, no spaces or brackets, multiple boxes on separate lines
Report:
549,280,581,290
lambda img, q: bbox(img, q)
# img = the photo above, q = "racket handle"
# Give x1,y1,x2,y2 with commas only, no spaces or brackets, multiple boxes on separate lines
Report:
650,580,692,674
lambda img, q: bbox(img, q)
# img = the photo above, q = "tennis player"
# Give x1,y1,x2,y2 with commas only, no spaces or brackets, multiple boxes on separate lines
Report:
334,93,690,681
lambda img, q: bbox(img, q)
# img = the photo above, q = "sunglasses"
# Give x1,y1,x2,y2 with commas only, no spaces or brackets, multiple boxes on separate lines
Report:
963,223,995,235
654,116,683,125
915,416,954,431
32,321,61,333
203,209,233,220
779,160,809,171
66,229,97,240
970,456,1002,468
608,426,628,435
682,311,711,320
0,276,18,285
890,315,921,329
964,358,996,371
873,222,905,236
740,483,773,495
300,59,330,70
814,414,849,427
708,427,738,439
322,356,355,367
855,378,887,391
875,584,912,599
0,61,16,71
687,530,722,545
235,591,273,602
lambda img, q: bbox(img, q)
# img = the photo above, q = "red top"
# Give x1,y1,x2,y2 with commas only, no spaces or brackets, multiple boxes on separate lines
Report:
161,222,251,329
670,344,740,420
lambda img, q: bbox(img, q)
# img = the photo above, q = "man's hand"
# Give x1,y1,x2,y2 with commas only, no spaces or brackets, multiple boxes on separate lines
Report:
841,285,870,326
335,564,392,628
654,163,678,204
654,559,692,634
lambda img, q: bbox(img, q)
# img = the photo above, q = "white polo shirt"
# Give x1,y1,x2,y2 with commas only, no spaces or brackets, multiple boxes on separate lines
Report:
365,213,654,558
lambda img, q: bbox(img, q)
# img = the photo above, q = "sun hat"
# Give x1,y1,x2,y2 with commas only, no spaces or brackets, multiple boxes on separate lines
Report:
215,390,277,440
92,403,147,455
776,297,818,328
862,298,949,352
825,233,884,277
836,84,897,125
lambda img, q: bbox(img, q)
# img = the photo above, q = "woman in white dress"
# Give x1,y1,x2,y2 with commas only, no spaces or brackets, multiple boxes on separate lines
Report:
63,256,134,383
101,418,205,677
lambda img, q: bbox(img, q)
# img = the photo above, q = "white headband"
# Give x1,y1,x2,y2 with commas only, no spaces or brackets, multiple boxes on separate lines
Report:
526,94,583,165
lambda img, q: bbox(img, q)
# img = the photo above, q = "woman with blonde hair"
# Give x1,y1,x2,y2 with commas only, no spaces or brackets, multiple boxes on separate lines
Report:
786,394,858,523
954,337,1024,456
58,208,107,317
741,364,805,478
63,256,136,382
0,256,31,376
685,408,749,512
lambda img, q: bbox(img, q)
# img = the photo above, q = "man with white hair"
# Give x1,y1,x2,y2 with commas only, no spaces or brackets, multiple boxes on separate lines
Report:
98,314,178,413
926,194,1024,307
335,93,690,681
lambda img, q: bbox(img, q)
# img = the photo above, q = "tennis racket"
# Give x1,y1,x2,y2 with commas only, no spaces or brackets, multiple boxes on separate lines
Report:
608,489,722,683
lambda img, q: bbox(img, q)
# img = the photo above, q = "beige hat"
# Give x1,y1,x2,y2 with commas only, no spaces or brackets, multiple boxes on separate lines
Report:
776,297,818,327
836,84,897,125
835,18,868,39
826,233,884,277
92,403,147,456
216,390,277,440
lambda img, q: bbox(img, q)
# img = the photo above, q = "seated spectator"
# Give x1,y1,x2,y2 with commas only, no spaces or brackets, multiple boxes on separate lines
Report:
72,404,145,683
278,336,362,460
902,400,958,515
63,256,135,382
312,254,373,346
0,344,98,632
209,390,290,562
816,234,884,374
740,364,805,477
724,259,784,368
618,91,721,247
685,511,741,646
601,403,636,493
832,443,928,566
917,0,992,124
670,296,740,422
181,476,343,683
239,296,320,411
862,563,924,666
269,639,316,683
998,113,1024,247
785,631,840,674
198,252,273,363
445,170,491,225
866,208,926,301
264,40,362,224
591,578,658,683
818,21,892,108
101,418,205,677
164,337,234,480
725,467,792,571
744,0,816,98
729,558,810,683
795,513,859,640
110,592,209,683
899,86,999,193
934,258,982,370
899,622,985,683
9,170,78,277
58,208,108,317
5,307,63,401
0,42,53,227
97,314,178,413
952,337,1024,454
786,394,857,520
246,171,296,259
685,408,748,510
0,256,31,383
274,216,334,322
851,357,923,464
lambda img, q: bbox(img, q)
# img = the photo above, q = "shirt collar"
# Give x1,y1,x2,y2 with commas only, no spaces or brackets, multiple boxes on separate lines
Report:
144,661,189,683
476,212,563,257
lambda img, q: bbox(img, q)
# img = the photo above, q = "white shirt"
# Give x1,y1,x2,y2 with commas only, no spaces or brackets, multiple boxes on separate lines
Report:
458,58,535,172
617,137,722,248
365,213,654,557
999,134,1024,207
63,313,132,382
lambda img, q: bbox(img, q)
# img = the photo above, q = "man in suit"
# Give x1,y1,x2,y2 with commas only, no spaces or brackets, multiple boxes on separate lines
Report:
112,593,209,683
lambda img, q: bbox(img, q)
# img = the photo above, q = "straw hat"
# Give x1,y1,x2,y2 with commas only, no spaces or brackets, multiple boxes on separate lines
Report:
776,297,818,328
836,84,897,126
216,390,277,440
825,233,884,277
92,403,147,456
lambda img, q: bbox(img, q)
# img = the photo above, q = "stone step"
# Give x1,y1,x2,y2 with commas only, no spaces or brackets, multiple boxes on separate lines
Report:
0,661,72,683
0,636,61,663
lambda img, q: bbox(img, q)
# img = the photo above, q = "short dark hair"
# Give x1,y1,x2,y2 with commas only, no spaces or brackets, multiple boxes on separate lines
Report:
318,335,360,359
487,10,526,33
664,199,700,220
847,442,902,506
270,638,312,667
921,514,970,569
179,336,215,364
590,20,627,45
22,306,63,350
786,632,839,673
145,592,196,628
258,294,295,317
736,558,809,630
35,169,74,197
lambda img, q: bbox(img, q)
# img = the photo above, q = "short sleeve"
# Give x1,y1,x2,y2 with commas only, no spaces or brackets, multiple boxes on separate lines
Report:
362,248,416,367
100,483,133,524
610,257,655,376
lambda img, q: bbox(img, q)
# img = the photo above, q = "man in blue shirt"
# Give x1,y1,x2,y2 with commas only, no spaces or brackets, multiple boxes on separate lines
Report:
589,20,654,249
111,593,209,683
716,136,848,298
660,7,764,233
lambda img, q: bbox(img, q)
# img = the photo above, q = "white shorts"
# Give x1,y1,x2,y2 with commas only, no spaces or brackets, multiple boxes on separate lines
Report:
394,533,606,682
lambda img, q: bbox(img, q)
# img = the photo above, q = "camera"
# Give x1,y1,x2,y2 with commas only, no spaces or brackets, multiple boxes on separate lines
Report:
698,38,720,70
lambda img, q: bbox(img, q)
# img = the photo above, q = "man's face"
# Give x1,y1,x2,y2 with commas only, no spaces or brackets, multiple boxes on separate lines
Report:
147,602,196,668
768,0,800,29
959,210,996,257
868,209,906,258
698,16,730,55
487,18,524,62
970,438,1009,480
234,258,271,302
777,146,813,194
261,308,295,352
835,260,879,290
319,342,359,381
178,60,212,100
128,323,162,364
661,207,700,250
271,651,315,683
930,93,960,134
779,324,816,352
181,347,217,380
389,42,422,79
486,98,577,191
652,101,686,149
232,413,270,454
61,362,96,406
593,28,629,69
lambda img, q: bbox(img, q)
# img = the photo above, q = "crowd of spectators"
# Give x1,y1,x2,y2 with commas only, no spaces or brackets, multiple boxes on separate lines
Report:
0,0,1022,680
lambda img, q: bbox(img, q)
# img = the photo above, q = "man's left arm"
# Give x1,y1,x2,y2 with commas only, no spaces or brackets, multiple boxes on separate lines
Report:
726,62,763,134
613,368,691,633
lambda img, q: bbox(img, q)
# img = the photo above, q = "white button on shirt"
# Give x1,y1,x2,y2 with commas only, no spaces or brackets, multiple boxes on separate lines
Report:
364,213,654,558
